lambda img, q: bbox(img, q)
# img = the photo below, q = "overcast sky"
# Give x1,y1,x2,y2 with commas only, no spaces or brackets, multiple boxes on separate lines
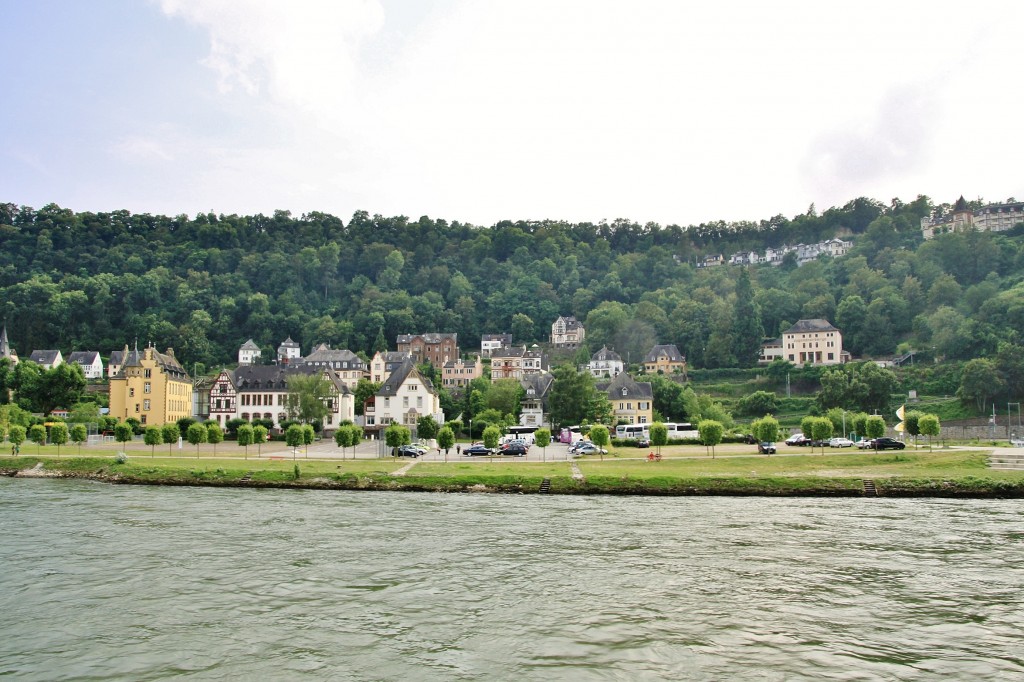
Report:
3,0,1022,228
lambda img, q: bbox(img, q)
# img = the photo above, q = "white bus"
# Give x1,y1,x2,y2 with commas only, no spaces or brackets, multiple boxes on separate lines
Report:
614,424,649,440
662,422,699,439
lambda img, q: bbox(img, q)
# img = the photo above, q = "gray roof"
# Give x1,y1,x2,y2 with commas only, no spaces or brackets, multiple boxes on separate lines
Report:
240,339,260,351
396,333,458,345
597,372,653,400
377,359,436,397
644,344,685,363
520,373,554,397
112,345,189,380
68,351,101,365
591,345,622,363
29,350,60,365
482,333,512,343
784,319,839,334
109,349,126,365
302,343,366,368
228,364,352,394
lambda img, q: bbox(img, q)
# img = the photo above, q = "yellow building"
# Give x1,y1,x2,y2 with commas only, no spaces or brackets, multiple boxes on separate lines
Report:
109,344,192,426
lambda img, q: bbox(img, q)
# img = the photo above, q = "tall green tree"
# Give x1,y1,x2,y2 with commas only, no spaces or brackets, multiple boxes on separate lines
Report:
732,267,763,367
143,425,163,456
918,414,940,451
547,364,610,429
698,419,723,458
237,423,254,459
286,372,332,425
70,423,87,456
9,424,26,454
114,422,133,451
186,422,207,457
649,422,668,456
50,422,69,457
162,422,181,456
958,358,1004,413
207,422,224,456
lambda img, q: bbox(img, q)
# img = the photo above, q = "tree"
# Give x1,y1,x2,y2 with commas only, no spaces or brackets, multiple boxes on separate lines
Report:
918,414,940,451
28,426,47,454
851,412,869,440
753,415,780,449
186,422,207,457
487,378,524,418
810,417,833,453
162,422,180,456
9,424,26,455
237,423,254,459
904,410,923,444
385,423,411,457
70,423,87,456
285,424,304,458
548,364,610,429
416,415,440,441
206,422,223,456
253,424,269,457
353,378,381,416
50,422,69,457
865,416,886,449
143,425,163,456
437,426,455,460
649,422,668,456
114,422,133,451
698,419,723,458
732,267,763,367
736,390,778,416
534,427,551,462
286,372,332,425
482,425,501,459
958,358,1004,413
589,424,609,461
302,424,315,456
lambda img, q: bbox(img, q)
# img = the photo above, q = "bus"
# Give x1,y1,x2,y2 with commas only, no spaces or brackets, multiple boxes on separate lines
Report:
559,426,583,444
663,422,699,439
504,425,538,444
614,424,649,440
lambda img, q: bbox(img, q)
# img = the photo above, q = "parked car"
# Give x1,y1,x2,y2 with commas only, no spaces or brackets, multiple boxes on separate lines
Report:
396,445,423,457
463,444,494,456
758,441,776,454
636,437,651,448
856,439,875,449
742,434,758,444
575,442,607,455
871,437,906,450
829,437,854,448
500,443,529,456
785,433,810,446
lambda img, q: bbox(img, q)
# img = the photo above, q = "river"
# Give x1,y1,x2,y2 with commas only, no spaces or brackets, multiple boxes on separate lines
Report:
0,479,1022,680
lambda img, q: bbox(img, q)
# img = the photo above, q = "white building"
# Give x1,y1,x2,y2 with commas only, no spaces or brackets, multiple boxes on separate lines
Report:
782,319,844,365
585,345,623,378
238,339,261,366
369,359,443,429
277,337,301,365
67,351,104,379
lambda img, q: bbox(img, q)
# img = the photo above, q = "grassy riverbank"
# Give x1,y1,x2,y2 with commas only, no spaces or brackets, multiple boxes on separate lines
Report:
3,446,1023,497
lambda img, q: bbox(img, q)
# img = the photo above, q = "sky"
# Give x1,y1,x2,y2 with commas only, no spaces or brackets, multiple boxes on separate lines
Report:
2,0,1023,228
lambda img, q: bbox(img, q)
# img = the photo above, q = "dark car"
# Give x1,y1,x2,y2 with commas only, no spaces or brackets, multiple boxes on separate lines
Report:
463,444,494,456
872,437,906,450
500,443,528,457
758,442,776,454
396,445,423,457
636,437,651,448
742,434,758,444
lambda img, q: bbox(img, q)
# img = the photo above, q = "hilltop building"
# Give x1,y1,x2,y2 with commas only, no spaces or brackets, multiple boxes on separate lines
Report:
109,344,192,426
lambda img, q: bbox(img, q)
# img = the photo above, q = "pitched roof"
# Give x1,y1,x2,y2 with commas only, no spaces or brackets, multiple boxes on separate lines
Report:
396,333,458,344
591,345,622,363
520,373,554,397
784,319,839,334
377,359,436,397
643,344,685,363
68,351,101,365
29,350,60,365
302,343,365,367
240,339,260,351
597,372,653,399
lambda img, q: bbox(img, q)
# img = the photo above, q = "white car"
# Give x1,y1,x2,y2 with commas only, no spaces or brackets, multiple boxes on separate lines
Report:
574,442,607,455
829,437,854,448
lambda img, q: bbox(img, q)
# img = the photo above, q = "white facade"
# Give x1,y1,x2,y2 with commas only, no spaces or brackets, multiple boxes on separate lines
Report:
238,339,261,366
374,365,443,428
68,351,104,379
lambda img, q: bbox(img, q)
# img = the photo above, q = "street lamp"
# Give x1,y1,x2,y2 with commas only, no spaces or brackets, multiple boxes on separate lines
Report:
469,418,472,442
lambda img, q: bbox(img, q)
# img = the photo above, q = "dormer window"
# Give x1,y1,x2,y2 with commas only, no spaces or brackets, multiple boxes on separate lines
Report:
622,388,628,396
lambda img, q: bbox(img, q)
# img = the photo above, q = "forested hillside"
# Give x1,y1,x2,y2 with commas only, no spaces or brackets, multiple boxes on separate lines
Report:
2,196,1023,374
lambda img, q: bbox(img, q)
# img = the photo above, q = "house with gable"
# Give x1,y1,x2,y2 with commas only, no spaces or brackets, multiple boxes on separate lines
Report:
490,345,545,382
368,359,443,431
370,350,413,383
238,339,261,366
642,344,686,375
519,373,554,428
277,337,301,365
550,316,585,348
67,351,104,379
782,319,844,365
597,372,654,426
442,355,483,389
585,345,623,378
109,344,192,426
481,333,512,358
300,343,367,383
396,333,460,366
108,345,128,378
28,349,63,370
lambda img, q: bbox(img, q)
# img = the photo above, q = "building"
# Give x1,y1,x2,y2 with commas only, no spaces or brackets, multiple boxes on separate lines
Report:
369,350,413,383
368,359,443,431
109,344,193,426
0,326,18,365
550,316,585,348
208,364,355,432
782,319,844,365
519,373,554,428
108,346,127,378
481,333,512,358
396,333,460,366
300,343,368,383
921,196,1024,239
757,338,784,365
67,351,104,379
597,373,654,426
277,337,301,365
238,339,261,366
642,344,687,375
442,355,483,389
490,345,545,382
585,345,623,378
28,349,63,370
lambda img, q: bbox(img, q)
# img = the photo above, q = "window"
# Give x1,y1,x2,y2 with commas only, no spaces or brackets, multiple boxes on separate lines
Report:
141,415,147,424
144,369,152,378
409,384,418,391
129,387,135,397
403,397,409,408
144,382,151,394
143,399,151,411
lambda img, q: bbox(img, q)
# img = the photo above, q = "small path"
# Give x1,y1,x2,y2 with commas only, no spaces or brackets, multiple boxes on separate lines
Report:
570,461,585,483
391,459,422,477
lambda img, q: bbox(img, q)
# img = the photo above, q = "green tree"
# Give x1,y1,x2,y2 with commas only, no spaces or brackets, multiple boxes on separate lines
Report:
732,267,764,367
162,422,180,456
302,424,315,456
810,417,834,453
865,416,886,448
589,424,609,461
649,422,668,456
437,426,455,459
9,424,26,455
753,415,780,447
186,422,207,457
237,423,254,459
957,358,1004,413
736,390,778,417
353,378,381,416
29,424,47,453
143,425,163,456
70,423,88,456
285,423,304,458
851,412,869,440
800,415,816,441
918,414,940,451
534,427,551,462
50,422,69,457
698,419,723,458
286,372,332,425
206,422,224,455
548,364,610,428
487,378,525,418
253,424,269,457
114,422,133,451
385,423,411,457
904,410,923,443
416,415,440,441
482,425,501,456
